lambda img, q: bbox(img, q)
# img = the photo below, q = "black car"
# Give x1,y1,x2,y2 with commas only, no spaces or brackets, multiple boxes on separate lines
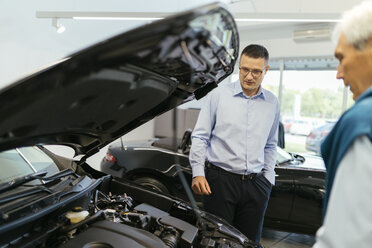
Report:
0,3,263,248
101,131,326,235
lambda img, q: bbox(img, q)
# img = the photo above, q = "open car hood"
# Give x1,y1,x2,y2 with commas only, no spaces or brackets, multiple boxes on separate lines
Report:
0,3,239,158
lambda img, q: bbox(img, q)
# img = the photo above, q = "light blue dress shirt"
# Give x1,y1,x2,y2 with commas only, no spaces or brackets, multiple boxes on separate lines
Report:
189,80,280,185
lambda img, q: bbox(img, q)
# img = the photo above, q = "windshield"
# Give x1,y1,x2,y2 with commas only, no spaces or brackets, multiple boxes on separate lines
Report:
0,146,59,184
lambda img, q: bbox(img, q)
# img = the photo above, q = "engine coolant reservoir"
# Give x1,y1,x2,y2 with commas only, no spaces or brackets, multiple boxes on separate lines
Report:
66,210,89,224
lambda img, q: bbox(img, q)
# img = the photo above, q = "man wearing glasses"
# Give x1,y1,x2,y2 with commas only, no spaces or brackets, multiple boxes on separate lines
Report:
190,44,280,245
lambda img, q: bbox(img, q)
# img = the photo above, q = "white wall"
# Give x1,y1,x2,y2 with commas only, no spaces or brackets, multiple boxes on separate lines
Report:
231,0,364,58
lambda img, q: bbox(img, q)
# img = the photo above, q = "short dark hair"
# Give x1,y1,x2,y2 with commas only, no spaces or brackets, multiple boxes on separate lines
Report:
240,44,269,63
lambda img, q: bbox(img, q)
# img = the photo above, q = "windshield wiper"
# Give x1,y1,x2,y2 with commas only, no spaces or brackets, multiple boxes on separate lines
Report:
0,171,47,194
0,186,53,205
0,169,77,205
0,169,75,194
278,153,295,165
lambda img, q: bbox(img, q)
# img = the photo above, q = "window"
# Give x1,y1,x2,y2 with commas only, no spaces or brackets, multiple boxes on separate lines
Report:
264,69,353,155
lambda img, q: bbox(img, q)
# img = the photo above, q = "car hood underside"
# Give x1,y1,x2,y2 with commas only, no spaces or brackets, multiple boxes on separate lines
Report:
0,3,239,159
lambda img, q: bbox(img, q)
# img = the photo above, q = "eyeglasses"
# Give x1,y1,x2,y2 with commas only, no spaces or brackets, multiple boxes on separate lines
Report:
239,67,266,78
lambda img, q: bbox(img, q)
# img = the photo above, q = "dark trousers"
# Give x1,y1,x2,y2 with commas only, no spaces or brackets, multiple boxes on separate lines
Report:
202,165,272,243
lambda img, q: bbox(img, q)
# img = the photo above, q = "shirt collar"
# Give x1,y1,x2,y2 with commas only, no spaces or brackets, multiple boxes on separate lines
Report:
233,80,266,99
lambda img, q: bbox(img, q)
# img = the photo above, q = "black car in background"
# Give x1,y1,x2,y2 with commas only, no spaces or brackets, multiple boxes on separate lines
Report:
101,131,326,235
0,3,261,247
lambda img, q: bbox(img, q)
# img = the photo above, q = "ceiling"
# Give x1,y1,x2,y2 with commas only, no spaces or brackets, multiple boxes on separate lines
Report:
0,0,365,86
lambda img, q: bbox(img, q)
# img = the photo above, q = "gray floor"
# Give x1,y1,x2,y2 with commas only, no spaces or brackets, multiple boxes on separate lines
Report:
261,229,315,248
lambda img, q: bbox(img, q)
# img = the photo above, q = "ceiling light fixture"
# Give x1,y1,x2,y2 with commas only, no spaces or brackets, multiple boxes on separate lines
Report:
37,11,166,22
37,11,340,24
72,17,163,21
234,18,340,23
51,18,66,33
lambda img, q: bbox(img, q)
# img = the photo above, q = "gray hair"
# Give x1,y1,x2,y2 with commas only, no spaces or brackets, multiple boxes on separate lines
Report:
334,1,372,50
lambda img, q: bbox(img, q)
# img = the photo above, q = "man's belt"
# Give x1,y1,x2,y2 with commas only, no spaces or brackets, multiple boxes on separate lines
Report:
205,161,260,180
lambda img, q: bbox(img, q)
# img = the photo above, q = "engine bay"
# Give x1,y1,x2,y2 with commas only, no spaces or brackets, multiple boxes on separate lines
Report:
0,170,258,248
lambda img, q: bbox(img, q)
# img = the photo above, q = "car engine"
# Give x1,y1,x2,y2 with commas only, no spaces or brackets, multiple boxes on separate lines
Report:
0,171,259,248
